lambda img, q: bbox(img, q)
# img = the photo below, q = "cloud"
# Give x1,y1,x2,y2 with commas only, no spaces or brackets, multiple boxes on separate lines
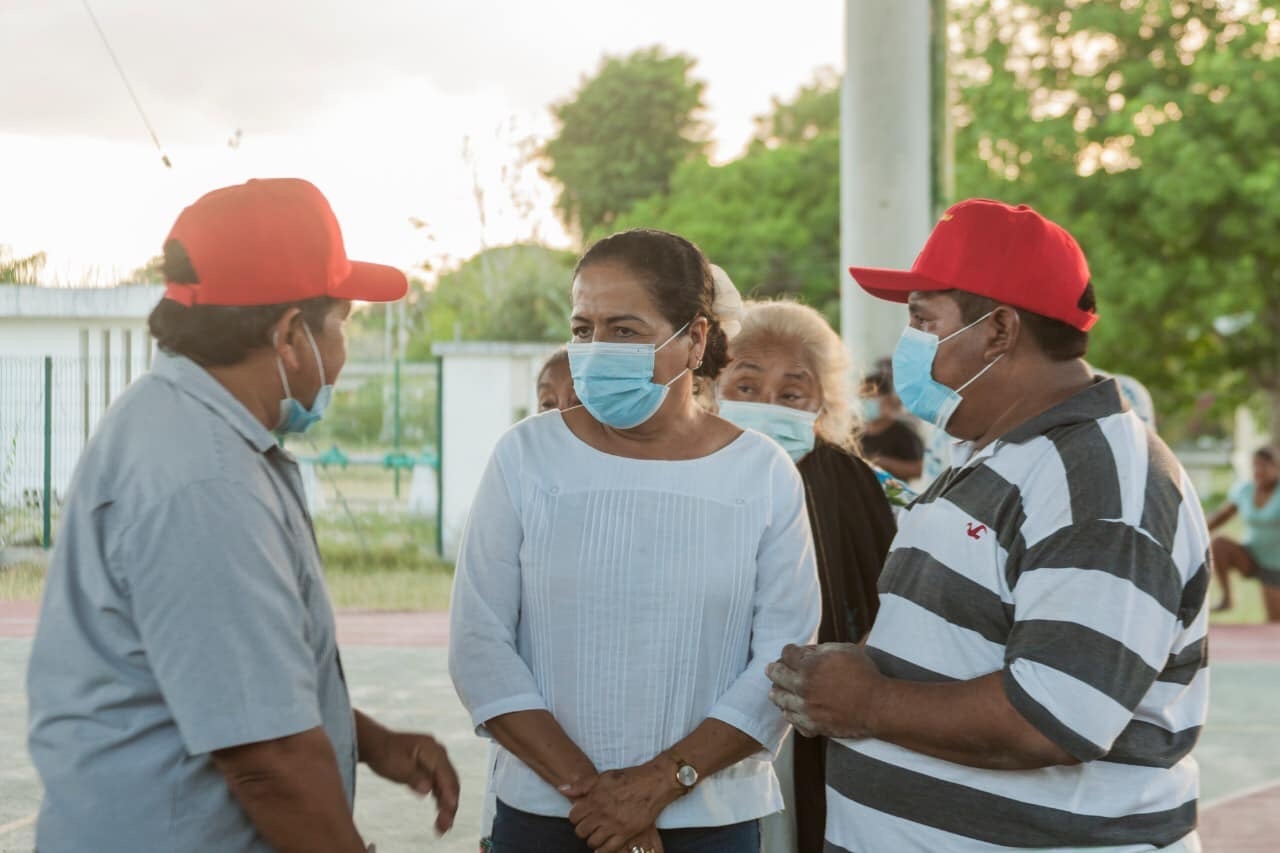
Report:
0,0,842,148
0,0,595,143
0,0,845,283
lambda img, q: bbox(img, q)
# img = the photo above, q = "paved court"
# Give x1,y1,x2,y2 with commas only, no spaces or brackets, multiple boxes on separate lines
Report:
2,604,1278,852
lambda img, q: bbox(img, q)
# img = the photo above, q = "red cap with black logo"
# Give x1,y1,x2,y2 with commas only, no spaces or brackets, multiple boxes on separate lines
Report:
162,178,408,307
848,198,1098,332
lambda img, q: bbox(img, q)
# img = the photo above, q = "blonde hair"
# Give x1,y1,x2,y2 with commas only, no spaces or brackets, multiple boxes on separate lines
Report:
730,299,860,451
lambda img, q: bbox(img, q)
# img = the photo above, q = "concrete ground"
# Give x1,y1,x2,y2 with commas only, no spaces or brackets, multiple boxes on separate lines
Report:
2,605,1278,852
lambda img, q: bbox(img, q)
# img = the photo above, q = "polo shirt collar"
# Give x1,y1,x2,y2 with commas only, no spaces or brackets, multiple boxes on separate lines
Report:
1000,377,1127,445
151,350,279,454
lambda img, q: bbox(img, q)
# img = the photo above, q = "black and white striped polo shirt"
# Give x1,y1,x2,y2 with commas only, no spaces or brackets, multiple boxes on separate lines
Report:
827,379,1210,852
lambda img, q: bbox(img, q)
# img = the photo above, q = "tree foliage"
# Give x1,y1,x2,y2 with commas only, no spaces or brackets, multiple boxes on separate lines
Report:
0,246,46,284
612,135,841,318
126,255,165,284
404,244,576,359
751,65,841,150
610,71,842,319
542,47,708,238
949,0,1280,434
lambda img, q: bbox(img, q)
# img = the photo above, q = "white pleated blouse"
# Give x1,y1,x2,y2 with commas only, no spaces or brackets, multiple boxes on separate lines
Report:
448,411,820,828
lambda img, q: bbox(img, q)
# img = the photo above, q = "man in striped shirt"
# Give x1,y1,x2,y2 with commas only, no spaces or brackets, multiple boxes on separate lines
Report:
767,199,1209,851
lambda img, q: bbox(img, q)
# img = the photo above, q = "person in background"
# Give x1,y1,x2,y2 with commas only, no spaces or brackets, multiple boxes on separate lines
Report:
536,347,579,413
716,299,896,853
1106,371,1157,430
858,369,925,481
768,199,1209,852
1207,446,1280,620
690,264,746,415
26,178,459,852
449,228,820,853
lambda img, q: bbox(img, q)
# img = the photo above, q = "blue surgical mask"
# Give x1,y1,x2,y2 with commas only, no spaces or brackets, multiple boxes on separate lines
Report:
566,324,689,429
860,397,882,422
718,400,818,462
275,325,333,435
891,311,1003,433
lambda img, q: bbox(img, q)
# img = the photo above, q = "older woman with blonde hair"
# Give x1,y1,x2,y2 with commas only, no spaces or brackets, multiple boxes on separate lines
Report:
716,299,897,853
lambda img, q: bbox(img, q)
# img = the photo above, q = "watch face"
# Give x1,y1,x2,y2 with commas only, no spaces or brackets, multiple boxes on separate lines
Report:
677,764,698,787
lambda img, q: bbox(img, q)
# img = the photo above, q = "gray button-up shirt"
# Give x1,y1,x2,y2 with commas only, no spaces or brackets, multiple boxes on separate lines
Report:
27,350,356,853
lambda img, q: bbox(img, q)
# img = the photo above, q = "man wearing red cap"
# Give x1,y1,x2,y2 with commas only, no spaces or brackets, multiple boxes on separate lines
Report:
27,179,459,851
767,200,1210,851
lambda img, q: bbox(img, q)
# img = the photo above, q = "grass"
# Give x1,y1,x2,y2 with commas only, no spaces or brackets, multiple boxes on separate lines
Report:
0,513,455,610
1208,574,1269,625
0,560,46,601
323,567,453,611
311,511,453,611
0,555,453,611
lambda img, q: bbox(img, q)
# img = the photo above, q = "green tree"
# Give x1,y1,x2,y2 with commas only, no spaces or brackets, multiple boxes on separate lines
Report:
126,255,165,284
751,65,841,149
610,71,842,318
949,0,1280,436
0,246,46,284
542,47,708,238
405,244,576,358
613,136,841,317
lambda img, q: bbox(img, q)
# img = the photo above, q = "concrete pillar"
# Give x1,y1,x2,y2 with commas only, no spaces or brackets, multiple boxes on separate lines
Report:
841,0,934,375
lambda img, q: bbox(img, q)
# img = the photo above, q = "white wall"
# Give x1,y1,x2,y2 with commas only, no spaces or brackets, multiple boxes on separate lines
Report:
435,343,556,558
0,287,160,510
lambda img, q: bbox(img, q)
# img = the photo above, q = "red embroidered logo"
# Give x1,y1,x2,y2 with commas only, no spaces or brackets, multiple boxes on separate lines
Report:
966,522,988,540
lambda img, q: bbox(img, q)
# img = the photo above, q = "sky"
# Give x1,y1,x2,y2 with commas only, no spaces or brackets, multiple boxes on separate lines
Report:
0,0,843,286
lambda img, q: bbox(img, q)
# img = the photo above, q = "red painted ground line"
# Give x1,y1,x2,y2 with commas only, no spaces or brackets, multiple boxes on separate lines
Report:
4,601,1280,657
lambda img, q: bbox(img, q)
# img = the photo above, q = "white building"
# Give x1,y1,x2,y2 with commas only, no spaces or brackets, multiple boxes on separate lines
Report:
0,285,160,532
433,341,557,558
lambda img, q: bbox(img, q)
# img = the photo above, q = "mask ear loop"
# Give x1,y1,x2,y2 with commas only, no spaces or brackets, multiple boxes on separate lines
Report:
300,323,328,386
938,309,997,345
936,308,1005,394
662,368,690,389
655,321,691,352
955,352,1005,394
272,330,294,401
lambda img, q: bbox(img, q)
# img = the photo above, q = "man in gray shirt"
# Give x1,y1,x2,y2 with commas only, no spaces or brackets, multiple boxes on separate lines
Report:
27,178,459,852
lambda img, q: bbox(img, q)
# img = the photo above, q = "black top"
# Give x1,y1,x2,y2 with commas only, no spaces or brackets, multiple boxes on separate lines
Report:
791,441,897,851
860,419,924,463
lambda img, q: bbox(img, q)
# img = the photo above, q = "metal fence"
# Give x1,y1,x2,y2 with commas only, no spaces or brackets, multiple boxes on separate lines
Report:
0,356,440,550
0,355,130,548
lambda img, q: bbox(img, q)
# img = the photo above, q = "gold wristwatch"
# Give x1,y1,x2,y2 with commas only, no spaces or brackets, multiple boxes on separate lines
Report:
668,752,699,794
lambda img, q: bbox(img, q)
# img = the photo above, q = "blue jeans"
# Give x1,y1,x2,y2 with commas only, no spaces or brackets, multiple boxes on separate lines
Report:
490,800,760,853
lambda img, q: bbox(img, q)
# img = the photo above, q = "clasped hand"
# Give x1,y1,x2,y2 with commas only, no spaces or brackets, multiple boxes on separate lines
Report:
562,762,676,853
765,642,884,740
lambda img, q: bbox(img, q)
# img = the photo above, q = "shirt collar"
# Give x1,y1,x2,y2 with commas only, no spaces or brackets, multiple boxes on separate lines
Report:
151,350,279,454
1000,377,1128,445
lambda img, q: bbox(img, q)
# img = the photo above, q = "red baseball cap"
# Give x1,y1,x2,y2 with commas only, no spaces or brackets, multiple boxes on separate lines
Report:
848,199,1098,331
163,178,408,307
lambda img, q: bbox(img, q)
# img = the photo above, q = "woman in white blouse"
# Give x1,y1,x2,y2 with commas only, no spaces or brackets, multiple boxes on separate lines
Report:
449,228,820,853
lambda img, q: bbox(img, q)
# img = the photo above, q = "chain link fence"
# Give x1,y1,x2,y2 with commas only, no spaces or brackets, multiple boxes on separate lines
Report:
0,356,440,551
0,355,131,548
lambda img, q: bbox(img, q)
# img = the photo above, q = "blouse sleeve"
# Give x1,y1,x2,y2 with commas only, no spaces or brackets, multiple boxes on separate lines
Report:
707,452,821,754
448,443,549,732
